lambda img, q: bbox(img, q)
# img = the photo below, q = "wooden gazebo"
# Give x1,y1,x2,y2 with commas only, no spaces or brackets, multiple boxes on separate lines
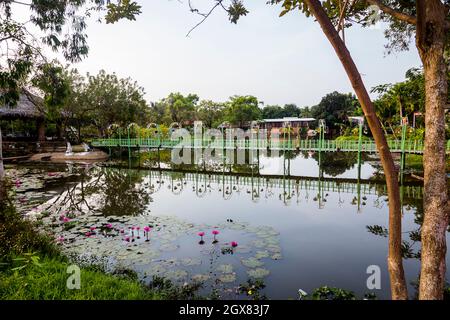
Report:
0,91,46,141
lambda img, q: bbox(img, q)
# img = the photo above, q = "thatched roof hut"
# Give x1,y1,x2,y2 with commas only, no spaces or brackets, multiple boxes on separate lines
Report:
0,91,44,120
1,91,47,141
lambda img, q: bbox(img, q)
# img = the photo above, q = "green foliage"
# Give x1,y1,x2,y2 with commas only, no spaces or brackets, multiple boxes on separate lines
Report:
311,286,356,300
372,68,428,129
268,1,449,55
148,276,202,300
227,0,249,24
309,91,359,131
366,225,389,238
105,0,142,24
156,93,199,125
32,61,71,120
196,100,225,128
224,95,262,126
238,279,267,300
0,255,162,300
0,0,141,105
262,103,300,119
10,252,43,272
0,189,59,259
63,69,149,138
313,152,359,177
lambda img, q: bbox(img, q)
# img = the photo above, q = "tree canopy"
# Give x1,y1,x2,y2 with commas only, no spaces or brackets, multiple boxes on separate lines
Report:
0,0,142,106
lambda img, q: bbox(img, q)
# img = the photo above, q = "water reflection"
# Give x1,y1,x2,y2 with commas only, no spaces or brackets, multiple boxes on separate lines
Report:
21,149,449,300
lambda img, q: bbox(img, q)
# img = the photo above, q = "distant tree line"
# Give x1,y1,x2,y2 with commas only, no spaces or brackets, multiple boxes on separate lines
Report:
7,64,446,143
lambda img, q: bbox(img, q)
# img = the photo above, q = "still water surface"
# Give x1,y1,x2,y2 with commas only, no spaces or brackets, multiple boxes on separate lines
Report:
14,150,449,299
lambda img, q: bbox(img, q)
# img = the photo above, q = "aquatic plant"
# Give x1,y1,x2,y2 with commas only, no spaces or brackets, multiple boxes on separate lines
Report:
136,226,141,239
143,226,151,241
197,231,205,245
212,230,219,243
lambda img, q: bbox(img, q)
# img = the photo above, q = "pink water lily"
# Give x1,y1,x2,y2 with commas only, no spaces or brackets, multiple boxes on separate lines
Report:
85,232,92,237
212,230,219,243
197,231,205,245
231,241,238,248
63,217,71,223
120,229,125,234
106,223,113,229
124,236,130,242
90,226,96,231
136,226,141,238
143,226,151,241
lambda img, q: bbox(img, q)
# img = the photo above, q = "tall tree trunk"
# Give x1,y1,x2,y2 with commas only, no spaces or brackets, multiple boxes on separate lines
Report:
0,126,5,205
304,0,408,299
416,0,449,300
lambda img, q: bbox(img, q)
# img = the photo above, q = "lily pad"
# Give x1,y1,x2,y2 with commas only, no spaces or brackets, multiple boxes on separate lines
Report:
164,270,188,281
219,273,236,283
247,268,270,279
216,264,234,274
191,274,210,282
241,257,264,268
254,251,270,259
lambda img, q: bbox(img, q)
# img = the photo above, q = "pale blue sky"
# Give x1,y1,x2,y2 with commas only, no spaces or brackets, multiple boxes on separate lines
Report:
42,1,423,106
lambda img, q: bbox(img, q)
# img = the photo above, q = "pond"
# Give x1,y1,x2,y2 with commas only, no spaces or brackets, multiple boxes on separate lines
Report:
8,150,449,300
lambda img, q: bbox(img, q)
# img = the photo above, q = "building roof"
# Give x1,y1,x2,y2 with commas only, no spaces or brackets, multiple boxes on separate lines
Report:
0,91,44,119
262,117,316,123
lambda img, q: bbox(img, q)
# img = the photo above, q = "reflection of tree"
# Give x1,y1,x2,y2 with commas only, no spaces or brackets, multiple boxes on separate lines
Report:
101,169,150,216
54,168,150,217
366,199,450,298
312,152,359,177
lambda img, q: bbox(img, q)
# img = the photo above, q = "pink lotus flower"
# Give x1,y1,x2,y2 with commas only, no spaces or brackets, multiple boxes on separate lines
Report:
212,230,219,243
143,226,151,241
106,223,113,229
90,226,96,231
124,237,130,242
231,241,238,248
85,232,91,237
198,231,205,245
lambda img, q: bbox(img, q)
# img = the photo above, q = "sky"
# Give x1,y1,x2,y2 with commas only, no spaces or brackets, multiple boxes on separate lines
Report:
19,0,422,107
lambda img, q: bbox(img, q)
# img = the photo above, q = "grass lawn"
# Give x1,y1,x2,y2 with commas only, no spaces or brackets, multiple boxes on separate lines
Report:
0,255,161,300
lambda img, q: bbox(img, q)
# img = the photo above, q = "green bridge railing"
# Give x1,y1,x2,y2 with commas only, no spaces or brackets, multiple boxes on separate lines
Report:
91,137,450,154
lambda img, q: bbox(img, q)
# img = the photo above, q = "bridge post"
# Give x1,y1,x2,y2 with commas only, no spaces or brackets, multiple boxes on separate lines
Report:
127,126,131,161
400,118,408,173
118,130,122,159
357,118,363,166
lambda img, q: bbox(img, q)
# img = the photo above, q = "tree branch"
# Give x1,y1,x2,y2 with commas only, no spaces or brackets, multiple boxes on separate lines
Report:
186,1,224,37
365,0,417,25
415,0,426,52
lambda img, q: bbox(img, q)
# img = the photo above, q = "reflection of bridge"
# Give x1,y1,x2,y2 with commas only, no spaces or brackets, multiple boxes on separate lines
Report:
144,169,423,207
91,137,450,155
